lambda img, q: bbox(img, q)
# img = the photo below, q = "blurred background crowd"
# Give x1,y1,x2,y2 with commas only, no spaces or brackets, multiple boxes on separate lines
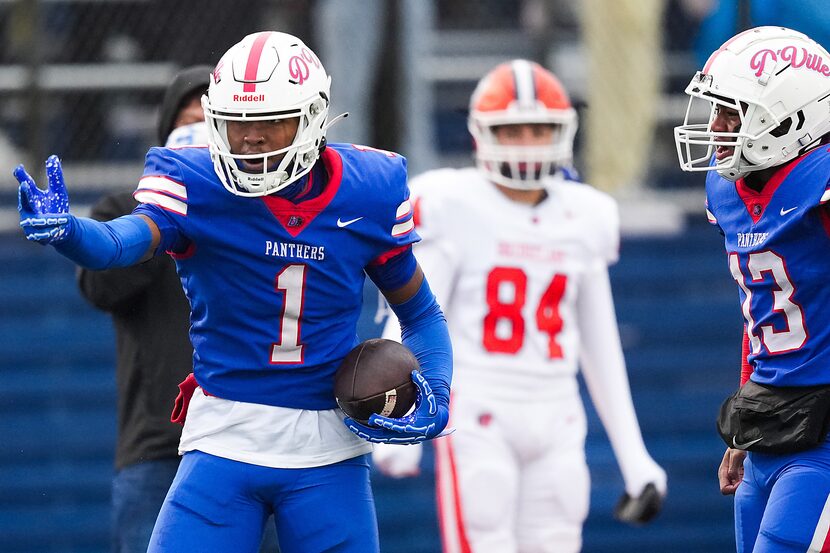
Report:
1,1,829,552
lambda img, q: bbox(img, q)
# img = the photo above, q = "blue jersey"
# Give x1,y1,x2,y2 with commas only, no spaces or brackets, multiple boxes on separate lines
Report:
132,143,418,409
706,146,830,387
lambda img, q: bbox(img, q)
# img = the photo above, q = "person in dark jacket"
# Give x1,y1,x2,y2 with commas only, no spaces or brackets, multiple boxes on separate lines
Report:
78,65,277,553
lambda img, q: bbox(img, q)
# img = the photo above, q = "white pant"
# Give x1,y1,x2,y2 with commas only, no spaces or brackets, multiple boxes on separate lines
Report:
435,389,590,553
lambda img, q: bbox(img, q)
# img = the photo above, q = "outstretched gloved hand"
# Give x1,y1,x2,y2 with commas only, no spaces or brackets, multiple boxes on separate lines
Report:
15,155,74,244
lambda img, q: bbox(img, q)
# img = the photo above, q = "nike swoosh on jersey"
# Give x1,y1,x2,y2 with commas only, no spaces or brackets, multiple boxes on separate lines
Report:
780,206,798,216
337,216,364,228
732,435,763,450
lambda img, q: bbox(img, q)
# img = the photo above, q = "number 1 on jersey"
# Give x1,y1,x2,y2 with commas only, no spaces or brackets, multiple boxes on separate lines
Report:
271,264,306,364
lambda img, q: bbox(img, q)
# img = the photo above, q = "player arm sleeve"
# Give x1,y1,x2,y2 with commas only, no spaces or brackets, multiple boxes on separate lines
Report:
373,243,455,475
53,214,156,270
391,277,452,410
50,143,201,270
576,263,666,497
372,214,457,473
77,196,166,311
369,250,452,411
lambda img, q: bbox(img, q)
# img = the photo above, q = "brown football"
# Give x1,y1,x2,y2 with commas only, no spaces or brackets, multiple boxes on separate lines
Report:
334,338,419,423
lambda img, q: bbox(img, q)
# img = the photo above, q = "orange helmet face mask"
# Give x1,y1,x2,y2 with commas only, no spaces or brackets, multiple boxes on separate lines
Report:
468,59,577,190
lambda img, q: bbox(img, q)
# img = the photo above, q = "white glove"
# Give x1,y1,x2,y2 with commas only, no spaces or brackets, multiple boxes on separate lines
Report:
372,442,423,478
610,451,666,526
622,454,667,498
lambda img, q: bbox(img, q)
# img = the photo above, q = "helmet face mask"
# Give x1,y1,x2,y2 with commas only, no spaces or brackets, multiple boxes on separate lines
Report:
203,32,331,197
675,84,778,181
469,59,577,190
675,26,830,182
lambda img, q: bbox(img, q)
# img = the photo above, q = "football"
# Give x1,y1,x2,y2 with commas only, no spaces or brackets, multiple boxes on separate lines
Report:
334,338,419,423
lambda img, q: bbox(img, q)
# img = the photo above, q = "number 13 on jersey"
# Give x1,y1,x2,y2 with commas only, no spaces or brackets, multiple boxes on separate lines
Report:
483,267,567,359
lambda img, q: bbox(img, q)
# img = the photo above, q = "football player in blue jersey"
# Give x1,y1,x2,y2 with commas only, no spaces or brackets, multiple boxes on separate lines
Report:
675,26,830,553
14,31,452,553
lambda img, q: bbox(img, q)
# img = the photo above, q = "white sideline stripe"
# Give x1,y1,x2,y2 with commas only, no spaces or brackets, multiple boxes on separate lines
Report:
820,189,830,204
391,218,414,237
435,437,462,553
706,209,717,224
808,492,830,552
138,176,187,199
134,190,187,216
396,200,412,219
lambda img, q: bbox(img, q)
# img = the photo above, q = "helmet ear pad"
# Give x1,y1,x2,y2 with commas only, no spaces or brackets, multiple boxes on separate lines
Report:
741,107,820,166
294,96,330,169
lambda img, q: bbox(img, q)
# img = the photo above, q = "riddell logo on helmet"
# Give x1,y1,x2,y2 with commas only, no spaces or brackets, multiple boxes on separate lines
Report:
233,93,266,102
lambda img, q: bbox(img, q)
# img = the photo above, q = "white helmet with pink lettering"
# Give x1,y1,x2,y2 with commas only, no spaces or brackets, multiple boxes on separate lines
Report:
203,31,331,196
675,26,830,181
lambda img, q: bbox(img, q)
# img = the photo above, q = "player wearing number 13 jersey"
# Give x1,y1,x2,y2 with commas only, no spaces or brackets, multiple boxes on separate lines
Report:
13,32,452,553
704,143,830,388
373,60,665,553
675,26,830,553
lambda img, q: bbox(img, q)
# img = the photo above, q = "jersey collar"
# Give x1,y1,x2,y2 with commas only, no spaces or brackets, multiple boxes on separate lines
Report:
261,148,343,237
735,155,804,224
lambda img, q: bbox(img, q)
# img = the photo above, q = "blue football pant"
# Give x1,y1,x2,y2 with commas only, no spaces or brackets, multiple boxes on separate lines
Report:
735,440,830,553
147,450,378,553
112,458,279,553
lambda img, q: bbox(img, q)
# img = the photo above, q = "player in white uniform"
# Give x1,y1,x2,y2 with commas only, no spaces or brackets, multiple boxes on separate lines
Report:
373,59,667,553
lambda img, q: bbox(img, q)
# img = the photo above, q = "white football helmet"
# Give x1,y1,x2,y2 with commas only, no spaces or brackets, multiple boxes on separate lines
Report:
675,26,830,181
468,59,577,190
203,31,331,197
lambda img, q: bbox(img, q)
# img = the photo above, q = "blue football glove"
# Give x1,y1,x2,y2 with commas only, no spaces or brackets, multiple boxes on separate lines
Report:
345,370,451,444
15,155,74,244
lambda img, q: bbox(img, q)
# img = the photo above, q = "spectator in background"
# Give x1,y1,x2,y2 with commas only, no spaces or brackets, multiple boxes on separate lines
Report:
374,59,666,553
77,65,278,553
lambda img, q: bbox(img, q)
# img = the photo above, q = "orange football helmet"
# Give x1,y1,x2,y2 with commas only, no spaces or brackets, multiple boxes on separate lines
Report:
468,59,577,190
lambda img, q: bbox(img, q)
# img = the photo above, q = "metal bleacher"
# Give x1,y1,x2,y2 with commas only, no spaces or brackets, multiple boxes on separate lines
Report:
0,213,741,553
579,217,740,553
0,237,116,553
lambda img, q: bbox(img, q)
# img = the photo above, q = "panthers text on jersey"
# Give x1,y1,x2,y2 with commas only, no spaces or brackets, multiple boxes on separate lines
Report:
132,143,418,410
408,167,619,402
706,145,830,387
